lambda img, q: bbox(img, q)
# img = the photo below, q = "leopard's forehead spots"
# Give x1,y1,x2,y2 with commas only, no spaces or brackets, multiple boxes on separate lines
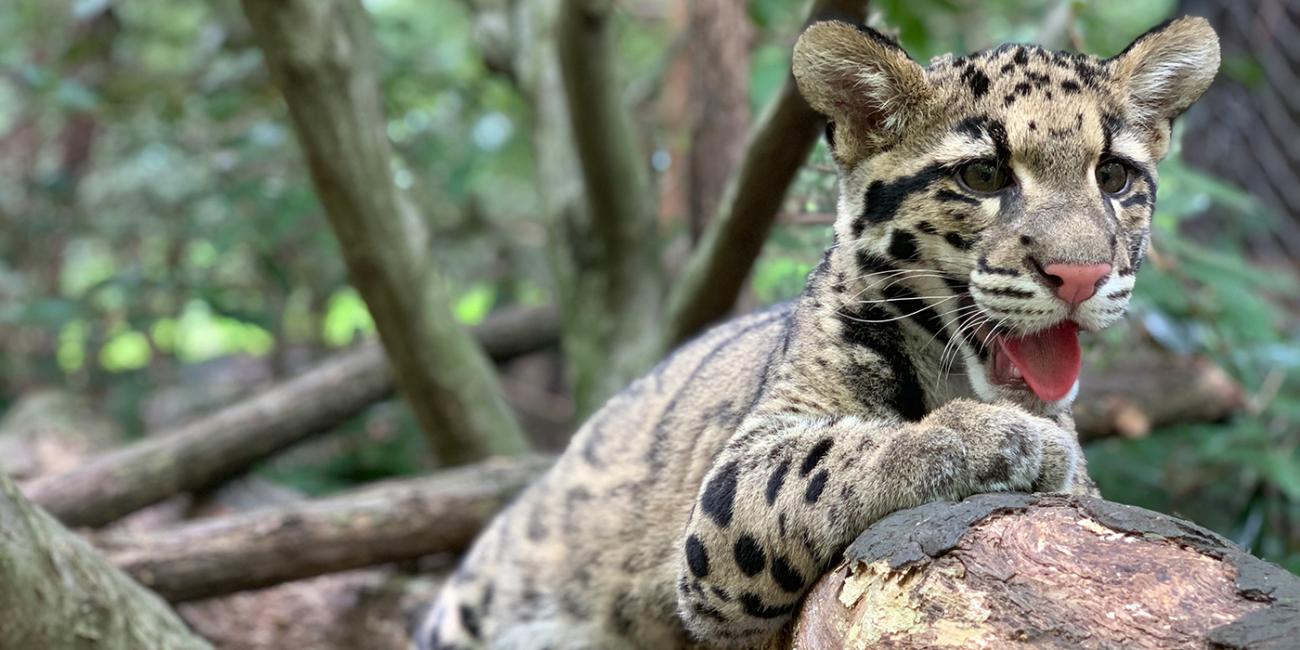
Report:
920,44,1138,185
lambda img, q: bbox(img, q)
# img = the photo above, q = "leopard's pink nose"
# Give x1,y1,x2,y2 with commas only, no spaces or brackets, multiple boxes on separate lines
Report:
1042,263,1112,307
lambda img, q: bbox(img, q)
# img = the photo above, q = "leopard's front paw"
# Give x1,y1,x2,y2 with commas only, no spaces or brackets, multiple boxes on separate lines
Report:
927,399,1079,494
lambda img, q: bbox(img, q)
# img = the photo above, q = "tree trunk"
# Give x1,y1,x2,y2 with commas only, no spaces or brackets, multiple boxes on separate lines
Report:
95,455,551,603
239,0,529,463
661,0,870,350
787,493,1300,649
26,307,558,529
0,472,212,650
686,0,753,241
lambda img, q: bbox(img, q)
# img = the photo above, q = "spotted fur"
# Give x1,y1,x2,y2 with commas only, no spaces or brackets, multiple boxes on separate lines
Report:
415,17,1218,650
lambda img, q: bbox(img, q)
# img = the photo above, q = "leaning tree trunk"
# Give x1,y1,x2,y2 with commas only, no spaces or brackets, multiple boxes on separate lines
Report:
0,473,212,650
240,0,529,463
787,493,1300,649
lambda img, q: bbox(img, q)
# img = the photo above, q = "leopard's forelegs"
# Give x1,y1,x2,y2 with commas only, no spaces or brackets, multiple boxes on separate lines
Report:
675,398,1080,646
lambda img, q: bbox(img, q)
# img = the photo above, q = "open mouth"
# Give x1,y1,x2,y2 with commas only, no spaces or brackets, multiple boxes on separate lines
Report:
987,321,1081,402
954,293,1083,403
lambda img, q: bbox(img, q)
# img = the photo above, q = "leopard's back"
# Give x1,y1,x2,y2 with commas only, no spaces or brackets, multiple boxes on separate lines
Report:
419,305,792,650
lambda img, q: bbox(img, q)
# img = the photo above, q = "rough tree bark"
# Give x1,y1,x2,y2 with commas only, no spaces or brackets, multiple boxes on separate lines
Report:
661,0,870,350
26,307,557,529
787,493,1300,649
0,472,212,650
239,0,528,462
95,455,551,603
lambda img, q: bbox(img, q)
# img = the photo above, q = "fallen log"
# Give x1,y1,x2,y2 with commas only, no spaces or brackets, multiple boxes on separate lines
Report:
1076,351,1246,440
788,493,1300,649
95,455,552,602
0,472,213,650
25,306,558,529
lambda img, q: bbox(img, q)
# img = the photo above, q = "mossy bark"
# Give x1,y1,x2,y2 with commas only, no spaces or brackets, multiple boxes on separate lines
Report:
0,473,211,650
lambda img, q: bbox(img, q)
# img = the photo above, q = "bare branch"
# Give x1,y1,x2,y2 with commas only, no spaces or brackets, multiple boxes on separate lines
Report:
96,456,552,603
26,307,558,529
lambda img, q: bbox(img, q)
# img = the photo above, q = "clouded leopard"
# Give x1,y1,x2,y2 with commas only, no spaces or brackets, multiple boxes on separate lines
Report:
417,15,1219,650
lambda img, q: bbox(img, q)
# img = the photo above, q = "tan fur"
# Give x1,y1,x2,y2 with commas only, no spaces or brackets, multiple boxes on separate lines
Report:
415,17,1218,650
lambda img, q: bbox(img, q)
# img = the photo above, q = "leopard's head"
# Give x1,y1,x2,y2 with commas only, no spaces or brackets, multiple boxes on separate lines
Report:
794,17,1219,410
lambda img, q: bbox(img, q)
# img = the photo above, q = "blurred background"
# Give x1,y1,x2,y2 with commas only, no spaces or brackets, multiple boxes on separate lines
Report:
0,0,1297,637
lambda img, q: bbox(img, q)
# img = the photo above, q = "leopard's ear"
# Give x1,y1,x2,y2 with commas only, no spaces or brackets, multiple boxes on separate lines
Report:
1111,16,1220,128
793,21,932,165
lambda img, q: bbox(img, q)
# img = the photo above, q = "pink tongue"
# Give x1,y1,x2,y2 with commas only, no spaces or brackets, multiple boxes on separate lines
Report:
999,322,1081,402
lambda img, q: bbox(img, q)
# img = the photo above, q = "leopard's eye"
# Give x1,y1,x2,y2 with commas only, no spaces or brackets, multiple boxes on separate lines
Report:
957,160,1012,193
1096,159,1130,195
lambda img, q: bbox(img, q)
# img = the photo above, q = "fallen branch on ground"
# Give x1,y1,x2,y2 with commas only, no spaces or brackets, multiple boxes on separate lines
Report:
95,455,552,602
26,306,558,529
1075,350,1245,439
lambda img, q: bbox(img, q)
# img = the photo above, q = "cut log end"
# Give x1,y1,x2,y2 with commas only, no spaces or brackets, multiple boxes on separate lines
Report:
789,494,1300,649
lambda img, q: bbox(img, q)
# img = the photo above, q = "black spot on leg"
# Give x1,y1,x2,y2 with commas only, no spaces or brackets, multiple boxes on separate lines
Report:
686,534,710,578
765,458,790,505
1013,48,1029,66
805,470,829,503
800,438,834,476
740,593,799,619
917,220,938,235
691,603,728,622
733,534,766,576
1060,79,1081,93
771,555,806,593
701,461,740,527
